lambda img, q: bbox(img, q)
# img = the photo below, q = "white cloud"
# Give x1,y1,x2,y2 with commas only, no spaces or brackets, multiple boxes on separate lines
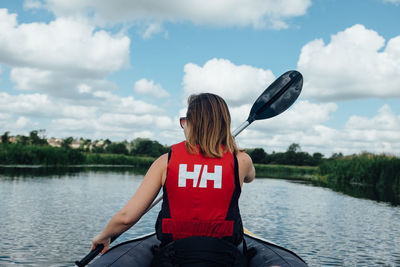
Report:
23,0,46,10
78,84,92,94
141,23,166,39
25,0,311,30
15,116,35,129
0,9,130,97
233,100,338,152
298,24,400,101
251,100,337,132
327,105,400,155
382,0,400,5
0,92,53,117
0,92,97,119
48,111,173,140
183,58,275,107
9,67,120,98
0,113,38,132
236,104,400,156
0,112,11,121
0,91,173,141
98,113,173,131
0,10,129,74
10,68,52,91
134,78,170,98
345,104,400,135
92,93,164,115
233,124,333,154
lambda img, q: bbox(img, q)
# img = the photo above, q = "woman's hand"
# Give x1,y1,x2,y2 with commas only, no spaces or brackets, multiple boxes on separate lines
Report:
90,234,111,254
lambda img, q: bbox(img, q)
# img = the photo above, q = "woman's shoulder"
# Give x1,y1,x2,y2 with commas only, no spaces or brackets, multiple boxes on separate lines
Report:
236,151,255,183
236,150,253,164
151,153,169,170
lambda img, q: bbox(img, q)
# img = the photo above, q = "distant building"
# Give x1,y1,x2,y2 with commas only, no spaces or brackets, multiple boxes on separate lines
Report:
71,140,81,149
47,138,62,147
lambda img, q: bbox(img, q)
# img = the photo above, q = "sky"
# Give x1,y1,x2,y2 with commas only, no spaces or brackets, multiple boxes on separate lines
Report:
0,0,399,157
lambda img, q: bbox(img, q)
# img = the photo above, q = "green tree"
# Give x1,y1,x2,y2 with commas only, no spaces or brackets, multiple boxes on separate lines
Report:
105,143,129,155
29,130,48,145
287,143,301,153
1,131,10,144
131,138,169,157
92,140,105,153
79,138,92,152
312,152,324,165
16,135,29,145
92,145,105,153
247,148,267,163
61,137,74,149
331,152,344,159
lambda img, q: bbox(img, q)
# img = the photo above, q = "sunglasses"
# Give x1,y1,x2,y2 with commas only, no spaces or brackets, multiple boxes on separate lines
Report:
179,117,186,129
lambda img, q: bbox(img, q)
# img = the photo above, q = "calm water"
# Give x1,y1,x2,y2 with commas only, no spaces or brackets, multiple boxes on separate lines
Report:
0,167,400,266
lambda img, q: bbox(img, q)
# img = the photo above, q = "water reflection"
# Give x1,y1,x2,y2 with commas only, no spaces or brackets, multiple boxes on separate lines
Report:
240,179,400,266
309,180,400,206
0,169,152,267
0,165,147,178
1,166,399,206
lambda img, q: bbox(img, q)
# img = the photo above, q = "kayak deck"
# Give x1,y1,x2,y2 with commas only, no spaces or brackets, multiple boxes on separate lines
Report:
91,232,308,266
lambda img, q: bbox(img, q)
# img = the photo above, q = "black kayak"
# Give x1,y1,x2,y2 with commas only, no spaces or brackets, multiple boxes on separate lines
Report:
90,232,308,266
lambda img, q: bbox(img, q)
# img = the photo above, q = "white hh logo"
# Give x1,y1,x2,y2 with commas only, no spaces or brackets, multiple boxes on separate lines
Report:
178,164,222,189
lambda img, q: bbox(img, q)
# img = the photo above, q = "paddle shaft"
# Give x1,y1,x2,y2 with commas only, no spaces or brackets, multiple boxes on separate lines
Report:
75,245,103,267
75,235,119,267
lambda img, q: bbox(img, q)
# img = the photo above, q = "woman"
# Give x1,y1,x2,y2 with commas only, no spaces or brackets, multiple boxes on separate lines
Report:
91,93,255,263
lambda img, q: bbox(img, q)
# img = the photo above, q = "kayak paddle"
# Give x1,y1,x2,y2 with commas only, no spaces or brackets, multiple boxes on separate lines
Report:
232,70,303,136
75,70,303,266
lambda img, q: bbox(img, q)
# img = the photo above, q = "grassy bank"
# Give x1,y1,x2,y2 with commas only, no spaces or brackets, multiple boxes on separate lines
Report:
0,143,84,165
318,153,400,194
254,163,318,180
84,153,154,168
0,143,155,169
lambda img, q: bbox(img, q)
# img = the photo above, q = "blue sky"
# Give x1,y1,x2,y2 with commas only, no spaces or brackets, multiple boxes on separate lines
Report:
0,0,399,156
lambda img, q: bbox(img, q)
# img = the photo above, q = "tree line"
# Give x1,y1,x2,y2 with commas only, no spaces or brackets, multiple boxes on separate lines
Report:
2,131,333,166
1,131,170,156
0,130,353,167
0,131,169,166
246,143,330,166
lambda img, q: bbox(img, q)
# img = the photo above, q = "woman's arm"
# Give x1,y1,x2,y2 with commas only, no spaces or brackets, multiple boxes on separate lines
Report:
237,151,255,186
91,153,168,253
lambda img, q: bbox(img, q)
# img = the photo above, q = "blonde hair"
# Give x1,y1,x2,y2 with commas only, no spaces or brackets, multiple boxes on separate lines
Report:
185,93,238,158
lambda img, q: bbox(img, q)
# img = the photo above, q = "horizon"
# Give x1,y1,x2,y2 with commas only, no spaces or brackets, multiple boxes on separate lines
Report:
2,129,398,157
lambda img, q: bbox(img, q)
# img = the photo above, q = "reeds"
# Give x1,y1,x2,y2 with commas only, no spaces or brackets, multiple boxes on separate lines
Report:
319,153,400,193
254,163,318,180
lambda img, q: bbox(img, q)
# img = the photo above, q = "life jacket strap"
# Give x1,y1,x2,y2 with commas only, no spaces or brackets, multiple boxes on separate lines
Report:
162,219,234,240
151,236,248,267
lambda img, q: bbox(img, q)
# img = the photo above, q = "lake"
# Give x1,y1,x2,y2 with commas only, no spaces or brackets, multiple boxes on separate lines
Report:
0,167,399,266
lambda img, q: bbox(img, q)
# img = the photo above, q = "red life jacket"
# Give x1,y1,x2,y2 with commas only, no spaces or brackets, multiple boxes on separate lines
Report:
155,141,243,246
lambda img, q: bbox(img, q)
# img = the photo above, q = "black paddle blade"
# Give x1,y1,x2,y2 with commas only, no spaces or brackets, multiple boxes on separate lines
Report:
247,70,303,123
